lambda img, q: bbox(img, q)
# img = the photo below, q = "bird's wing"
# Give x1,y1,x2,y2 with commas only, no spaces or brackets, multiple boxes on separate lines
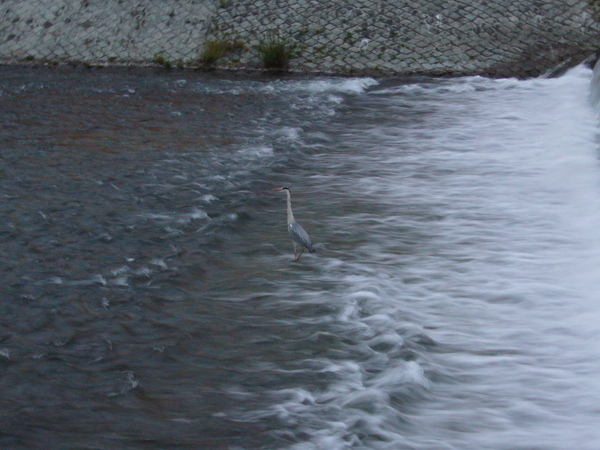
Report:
288,221,313,249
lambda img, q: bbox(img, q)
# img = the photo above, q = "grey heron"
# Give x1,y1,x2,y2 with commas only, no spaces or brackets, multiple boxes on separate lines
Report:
273,186,316,260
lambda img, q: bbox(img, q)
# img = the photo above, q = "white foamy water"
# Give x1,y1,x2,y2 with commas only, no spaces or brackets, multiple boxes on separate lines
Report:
244,66,600,449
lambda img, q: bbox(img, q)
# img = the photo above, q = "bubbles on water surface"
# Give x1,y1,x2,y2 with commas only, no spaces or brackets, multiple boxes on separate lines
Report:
237,145,275,158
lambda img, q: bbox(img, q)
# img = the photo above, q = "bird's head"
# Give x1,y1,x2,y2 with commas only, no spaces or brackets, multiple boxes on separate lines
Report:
272,186,290,192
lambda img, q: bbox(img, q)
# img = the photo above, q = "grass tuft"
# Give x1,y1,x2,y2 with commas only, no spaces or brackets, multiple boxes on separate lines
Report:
256,36,296,70
200,40,232,64
153,52,172,69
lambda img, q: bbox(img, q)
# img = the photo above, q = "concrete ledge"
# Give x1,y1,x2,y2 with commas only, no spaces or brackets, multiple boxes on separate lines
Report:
1,0,598,77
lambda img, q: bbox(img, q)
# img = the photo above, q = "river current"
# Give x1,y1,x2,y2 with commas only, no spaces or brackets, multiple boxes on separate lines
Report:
1,64,600,448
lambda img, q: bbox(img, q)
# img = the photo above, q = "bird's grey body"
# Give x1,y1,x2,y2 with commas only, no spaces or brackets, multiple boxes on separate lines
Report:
273,186,315,260
289,221,315,255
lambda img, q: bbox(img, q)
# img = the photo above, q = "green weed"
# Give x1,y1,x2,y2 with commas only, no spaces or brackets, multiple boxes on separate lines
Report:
200,40,231,64
256,36,296,69
153,52,171,69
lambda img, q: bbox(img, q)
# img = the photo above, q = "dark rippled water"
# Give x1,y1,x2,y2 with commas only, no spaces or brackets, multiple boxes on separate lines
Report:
1,65,600,449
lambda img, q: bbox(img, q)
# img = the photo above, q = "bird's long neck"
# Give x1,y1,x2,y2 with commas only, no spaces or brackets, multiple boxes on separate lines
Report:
286,190,295,224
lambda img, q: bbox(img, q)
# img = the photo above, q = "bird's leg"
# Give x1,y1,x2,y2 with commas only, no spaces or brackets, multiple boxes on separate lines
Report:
293,242,299,260
295,246,304,261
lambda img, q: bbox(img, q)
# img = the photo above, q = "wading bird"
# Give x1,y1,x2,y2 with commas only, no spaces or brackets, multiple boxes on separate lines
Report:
273,186,315,260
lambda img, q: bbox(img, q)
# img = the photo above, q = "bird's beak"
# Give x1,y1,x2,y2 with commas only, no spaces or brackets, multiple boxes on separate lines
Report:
272,188,283,191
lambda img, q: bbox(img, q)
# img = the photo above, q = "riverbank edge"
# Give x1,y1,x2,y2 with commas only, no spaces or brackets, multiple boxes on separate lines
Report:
3,49,597,81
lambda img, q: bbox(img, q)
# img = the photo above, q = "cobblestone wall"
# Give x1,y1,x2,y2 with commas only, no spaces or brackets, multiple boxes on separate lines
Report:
1,0,214,66
1,0,599,77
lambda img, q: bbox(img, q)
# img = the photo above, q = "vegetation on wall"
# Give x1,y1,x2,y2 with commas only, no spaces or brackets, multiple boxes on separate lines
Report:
153,51,172,69
199,38,246,65
200,40,231,64
256,35,296,69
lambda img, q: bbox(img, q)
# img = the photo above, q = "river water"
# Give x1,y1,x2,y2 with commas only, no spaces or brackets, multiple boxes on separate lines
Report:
1,64,600,449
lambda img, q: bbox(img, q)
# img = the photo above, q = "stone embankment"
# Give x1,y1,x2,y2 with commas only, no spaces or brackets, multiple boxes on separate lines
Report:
1,0,599,77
